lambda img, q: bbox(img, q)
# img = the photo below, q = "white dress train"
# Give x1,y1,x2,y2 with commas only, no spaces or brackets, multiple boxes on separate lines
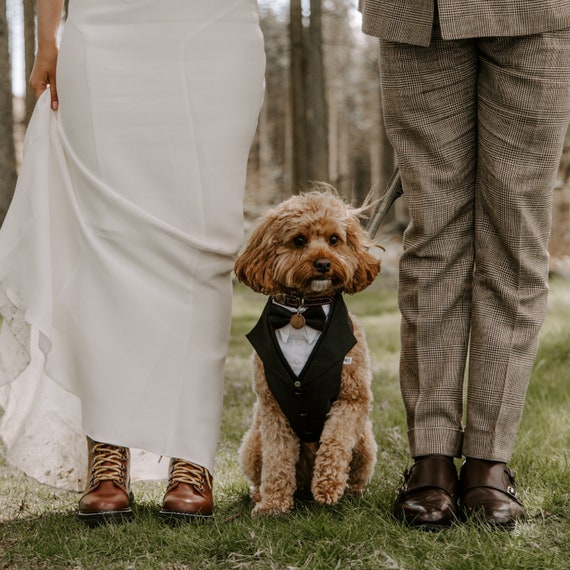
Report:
0,0,265,491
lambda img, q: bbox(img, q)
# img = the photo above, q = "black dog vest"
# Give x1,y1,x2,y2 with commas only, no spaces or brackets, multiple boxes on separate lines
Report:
246,294,357,442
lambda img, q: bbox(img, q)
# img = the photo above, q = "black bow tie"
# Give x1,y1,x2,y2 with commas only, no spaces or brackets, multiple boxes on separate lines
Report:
268,303,327,331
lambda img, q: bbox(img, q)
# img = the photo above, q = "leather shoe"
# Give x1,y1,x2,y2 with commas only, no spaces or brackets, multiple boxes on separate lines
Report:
159,458,213,522
394,454,459,530
459,458,525,528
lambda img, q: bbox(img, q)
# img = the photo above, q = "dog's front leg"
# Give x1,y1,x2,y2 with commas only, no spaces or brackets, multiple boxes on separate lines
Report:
253,407,300,516
347,419,377,496
311,400,368,505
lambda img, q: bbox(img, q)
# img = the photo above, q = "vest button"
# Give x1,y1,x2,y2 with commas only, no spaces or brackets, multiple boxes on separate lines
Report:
299,409,310,418
294,381,302,388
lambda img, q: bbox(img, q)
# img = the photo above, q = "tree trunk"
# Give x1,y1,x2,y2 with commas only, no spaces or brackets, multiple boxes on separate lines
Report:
324,0,354,198
0,0,17,225
307,0,328,183
23,0,36,125
289,0,308,193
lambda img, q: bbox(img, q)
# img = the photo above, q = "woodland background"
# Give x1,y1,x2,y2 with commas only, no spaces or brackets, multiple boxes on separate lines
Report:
1,5,570,567
1,0,569,271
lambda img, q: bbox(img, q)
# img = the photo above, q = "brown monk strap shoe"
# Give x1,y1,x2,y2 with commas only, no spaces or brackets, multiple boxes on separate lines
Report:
394,454,459,530
159,458,213,522
77,437,133,526
459,458,526,528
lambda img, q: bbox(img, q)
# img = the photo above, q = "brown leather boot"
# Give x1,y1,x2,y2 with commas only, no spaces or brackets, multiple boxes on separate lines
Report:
77,437,133,526
159,458,213,522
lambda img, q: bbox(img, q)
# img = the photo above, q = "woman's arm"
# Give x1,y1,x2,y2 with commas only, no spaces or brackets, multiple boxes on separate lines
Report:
29,0,64,110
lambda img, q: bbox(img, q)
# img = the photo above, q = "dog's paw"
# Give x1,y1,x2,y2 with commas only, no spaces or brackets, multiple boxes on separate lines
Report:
249,487,261,503
251,499,294,517
346,482,367,496
312,479,346,505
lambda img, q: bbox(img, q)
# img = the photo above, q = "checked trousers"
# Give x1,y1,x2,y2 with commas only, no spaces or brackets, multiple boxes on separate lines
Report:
379,21,570,461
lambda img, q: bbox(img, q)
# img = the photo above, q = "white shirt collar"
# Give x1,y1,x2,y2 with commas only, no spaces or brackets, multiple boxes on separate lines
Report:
277,324,319,344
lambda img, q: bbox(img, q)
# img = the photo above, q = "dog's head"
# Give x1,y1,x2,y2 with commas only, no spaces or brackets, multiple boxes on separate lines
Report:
235,189,381,297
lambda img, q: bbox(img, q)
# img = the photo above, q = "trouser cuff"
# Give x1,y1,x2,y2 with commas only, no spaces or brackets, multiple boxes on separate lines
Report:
408,427,463,459
462,428,516,463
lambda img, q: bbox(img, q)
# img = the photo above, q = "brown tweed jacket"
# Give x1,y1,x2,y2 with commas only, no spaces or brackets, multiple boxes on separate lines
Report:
358,0,570,46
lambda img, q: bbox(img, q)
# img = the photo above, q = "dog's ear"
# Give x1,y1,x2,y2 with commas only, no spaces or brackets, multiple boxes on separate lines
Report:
343,216,381,294
234,213,278,295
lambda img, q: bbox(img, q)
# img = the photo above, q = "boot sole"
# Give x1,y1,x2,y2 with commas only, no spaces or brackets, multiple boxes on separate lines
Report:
77,508,134,527
158,509,213,524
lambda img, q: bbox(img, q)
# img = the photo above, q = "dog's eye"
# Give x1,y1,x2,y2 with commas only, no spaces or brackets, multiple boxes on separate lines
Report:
329,234,340,246
293,235,307,248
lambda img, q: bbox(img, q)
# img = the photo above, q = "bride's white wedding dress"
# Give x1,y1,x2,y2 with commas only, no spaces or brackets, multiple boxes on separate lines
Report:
0,0,265,491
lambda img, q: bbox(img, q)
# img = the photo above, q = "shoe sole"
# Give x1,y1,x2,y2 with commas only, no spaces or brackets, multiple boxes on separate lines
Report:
461,505,525,529
394,510,458,532
411,522,453,532
77,508,134,527
462,513,521,530
158,509,213,524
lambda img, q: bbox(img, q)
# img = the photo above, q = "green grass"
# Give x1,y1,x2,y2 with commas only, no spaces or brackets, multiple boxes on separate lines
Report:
1,278,570,569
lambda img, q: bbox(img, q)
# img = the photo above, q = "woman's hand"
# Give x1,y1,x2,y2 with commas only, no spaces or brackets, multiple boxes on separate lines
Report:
29,44,59,110
31,0,64,111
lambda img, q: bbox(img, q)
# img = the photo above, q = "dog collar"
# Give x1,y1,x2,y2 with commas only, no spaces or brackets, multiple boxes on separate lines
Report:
272,293,335,309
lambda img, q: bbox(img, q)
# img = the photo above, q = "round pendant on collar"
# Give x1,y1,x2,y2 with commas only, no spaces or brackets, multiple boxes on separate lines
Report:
290,313,306,329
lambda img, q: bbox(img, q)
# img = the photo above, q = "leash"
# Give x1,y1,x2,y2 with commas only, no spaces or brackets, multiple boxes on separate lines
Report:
366,166,403,238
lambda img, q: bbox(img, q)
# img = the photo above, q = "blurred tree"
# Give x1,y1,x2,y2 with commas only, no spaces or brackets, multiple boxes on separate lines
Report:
307,0,328,183
0,0,17,225
249,1,396,205
289,0,308,192
23,0,34,124
288,0,330,191
246,6,290,210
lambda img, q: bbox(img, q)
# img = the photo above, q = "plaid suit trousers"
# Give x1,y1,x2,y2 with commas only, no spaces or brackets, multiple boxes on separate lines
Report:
379,22,570,461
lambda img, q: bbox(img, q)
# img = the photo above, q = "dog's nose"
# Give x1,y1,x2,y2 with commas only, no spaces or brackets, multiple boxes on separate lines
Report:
313,258,332,274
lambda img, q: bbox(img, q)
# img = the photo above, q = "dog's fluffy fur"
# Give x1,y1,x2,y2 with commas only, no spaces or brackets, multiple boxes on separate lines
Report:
235,189,381,516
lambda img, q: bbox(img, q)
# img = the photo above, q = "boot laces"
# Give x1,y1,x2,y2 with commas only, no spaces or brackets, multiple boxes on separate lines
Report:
90,442,128,486
169,459,212,492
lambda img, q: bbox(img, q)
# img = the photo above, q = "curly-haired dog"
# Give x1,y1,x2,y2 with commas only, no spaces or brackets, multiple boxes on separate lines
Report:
234,190,381,516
